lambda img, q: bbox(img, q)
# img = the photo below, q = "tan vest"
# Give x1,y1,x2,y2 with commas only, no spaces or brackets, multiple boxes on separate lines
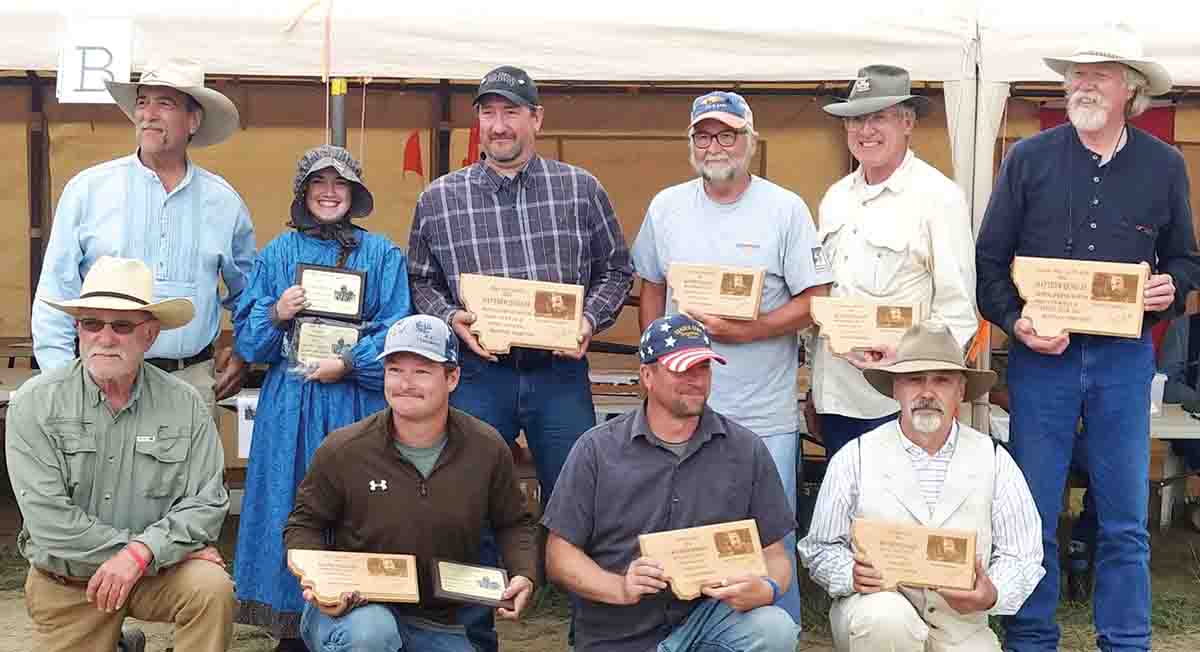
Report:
856,421,996,644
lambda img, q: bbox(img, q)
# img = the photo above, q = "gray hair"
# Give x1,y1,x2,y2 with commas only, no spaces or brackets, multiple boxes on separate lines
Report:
1064,63,1152,118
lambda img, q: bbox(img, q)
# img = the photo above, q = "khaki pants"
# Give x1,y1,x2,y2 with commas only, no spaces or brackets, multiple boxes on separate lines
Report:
24,560,235,652
830,592,1001,652
171,359,217,417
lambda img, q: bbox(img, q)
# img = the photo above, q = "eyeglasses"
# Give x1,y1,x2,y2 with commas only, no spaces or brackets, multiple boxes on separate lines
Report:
691,130,739,148
77,318,153,335
843,110,901,132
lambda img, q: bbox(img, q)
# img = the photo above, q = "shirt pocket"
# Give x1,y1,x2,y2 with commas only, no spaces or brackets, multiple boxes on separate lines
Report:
134,427,190,498
857,228,911,296
1117,212,1166,264
46,420,97,501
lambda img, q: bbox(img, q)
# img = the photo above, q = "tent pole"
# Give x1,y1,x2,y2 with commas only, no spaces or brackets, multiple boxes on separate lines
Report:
330,77,347,146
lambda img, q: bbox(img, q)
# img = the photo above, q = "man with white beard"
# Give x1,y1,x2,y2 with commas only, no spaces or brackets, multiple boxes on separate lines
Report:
631,91,832,628
976,24,1200,652
798,322,1043,652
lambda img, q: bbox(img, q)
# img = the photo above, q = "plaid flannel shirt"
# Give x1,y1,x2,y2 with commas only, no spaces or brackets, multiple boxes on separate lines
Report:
408,155,632,332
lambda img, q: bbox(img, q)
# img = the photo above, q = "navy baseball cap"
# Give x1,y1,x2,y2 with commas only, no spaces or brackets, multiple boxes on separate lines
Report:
474,65,539,107
639,314,727,372
689,91,753,130
376,315,458,365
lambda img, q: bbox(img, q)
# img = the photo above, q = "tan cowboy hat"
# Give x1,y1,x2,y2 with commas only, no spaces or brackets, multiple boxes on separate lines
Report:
1043,23,1172,96
862,322,996,402
105,56,240,147
41,257,195,330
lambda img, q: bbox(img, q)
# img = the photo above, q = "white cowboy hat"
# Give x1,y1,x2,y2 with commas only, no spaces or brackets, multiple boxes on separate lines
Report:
862,322,996,403
105,56,240,147
41,257,195,330
1043,23,1172,96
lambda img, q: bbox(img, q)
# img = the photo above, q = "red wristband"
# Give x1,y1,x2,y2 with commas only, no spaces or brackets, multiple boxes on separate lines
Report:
124,545,149,573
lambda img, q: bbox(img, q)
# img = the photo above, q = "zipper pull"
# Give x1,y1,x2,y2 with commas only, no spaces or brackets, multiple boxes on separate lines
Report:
418,480,429,498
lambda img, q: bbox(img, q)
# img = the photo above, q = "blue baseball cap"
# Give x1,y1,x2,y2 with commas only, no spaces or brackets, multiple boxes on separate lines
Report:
376,315,458,365
689,91,754,130
639,314,727,372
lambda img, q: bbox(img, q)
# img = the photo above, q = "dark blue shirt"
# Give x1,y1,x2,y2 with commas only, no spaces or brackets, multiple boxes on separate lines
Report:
542,404,794,652
976,124,1200,336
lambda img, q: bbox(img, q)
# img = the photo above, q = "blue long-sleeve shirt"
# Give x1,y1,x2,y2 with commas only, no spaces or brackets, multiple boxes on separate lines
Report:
976,124,1200,337
33,152,256,368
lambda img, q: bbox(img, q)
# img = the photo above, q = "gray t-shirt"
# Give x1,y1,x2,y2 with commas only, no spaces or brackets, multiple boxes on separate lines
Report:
393,436,448,479
631,176,832,435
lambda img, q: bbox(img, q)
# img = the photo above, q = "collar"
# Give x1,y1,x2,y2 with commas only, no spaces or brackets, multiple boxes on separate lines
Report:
630,402,727,447
1069,123,1130,167
851,148,915,195
80,361,147,409
477,155,540,192
899,420,958,460
131,149,194,191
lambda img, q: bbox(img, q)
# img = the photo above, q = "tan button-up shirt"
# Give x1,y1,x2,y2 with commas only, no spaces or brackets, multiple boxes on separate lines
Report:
6,361,228,578
813,150,977,419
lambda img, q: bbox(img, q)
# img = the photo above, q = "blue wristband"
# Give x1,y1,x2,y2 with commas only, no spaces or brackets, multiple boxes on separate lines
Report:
762,576,781,604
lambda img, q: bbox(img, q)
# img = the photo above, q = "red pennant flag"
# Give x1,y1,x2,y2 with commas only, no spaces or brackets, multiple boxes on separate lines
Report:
462,124,480,168
403,131,423,177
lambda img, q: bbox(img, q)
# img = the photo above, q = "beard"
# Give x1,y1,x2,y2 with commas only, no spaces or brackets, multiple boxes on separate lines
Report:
666,395,706,418
1067,90,1112,132
690,149,747,183
909,398,947,434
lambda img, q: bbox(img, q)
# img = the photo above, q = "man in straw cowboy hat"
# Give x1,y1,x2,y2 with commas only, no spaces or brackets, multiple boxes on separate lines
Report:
811,64,977,459
799,322,1043,652
975,23,1200,651
33,56,256,410
7,257,235,652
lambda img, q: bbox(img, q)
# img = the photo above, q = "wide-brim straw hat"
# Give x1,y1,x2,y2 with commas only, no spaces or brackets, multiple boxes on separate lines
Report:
105,56,240,147
1043,23,1172,96
41,257,195,330
823,64,932,119
862,322,996,402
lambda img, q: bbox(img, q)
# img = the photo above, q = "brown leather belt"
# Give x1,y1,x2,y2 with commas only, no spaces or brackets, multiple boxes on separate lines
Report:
145,344,214,372
35,567,90,587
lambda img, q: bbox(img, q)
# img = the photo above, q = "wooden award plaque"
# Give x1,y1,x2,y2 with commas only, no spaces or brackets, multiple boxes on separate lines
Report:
458,274,585,354
1012,257,1149,339
851,518,976,591
637,519,768,600
811,296,919,354
667,263,765,320
287,549,419,605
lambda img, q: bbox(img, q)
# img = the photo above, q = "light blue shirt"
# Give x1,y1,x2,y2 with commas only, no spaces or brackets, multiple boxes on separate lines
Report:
33,152,256,368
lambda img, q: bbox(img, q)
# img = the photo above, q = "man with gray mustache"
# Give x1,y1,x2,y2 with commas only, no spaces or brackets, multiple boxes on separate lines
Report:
976,24,1200,651
799,323,1043,652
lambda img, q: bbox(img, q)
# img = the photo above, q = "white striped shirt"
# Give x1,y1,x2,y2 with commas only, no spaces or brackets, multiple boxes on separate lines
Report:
797,421,1045,616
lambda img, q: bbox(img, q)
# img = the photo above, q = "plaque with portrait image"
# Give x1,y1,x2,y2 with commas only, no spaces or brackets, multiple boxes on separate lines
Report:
287,549,419,605
289,317,360,367
851,518,976,591
1012,257,1149,339
457,274,585,354
667,263,765,320
811,297,920,355
637,519,768,600
431,559,514,609
296,264,366,321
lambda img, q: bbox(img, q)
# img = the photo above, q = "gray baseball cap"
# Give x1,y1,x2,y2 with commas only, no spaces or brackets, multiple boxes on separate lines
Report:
376,315,458,364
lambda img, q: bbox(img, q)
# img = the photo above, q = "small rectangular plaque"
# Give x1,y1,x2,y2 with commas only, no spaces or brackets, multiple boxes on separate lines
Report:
431,559,514,609
1012,257,1149,339
851,518,976,591
290,318,360,367
458,274,585,354
637,519,768,600
287,549,419,605
297,264,366,321
811,297,919,354
667,263,765,320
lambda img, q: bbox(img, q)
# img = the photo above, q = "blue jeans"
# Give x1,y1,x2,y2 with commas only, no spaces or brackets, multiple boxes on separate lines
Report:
1005,333,1154,652
450,348,597,652
759,431,801,627
657,598,799,652
300,602,473,652
818,412,898,460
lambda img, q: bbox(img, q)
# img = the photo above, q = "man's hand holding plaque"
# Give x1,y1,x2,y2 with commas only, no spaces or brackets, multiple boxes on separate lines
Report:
668,263,765,321
457,274,586,354
1012,257,1150,339
288,550,419,612
636,519,769,600
812,297,920,365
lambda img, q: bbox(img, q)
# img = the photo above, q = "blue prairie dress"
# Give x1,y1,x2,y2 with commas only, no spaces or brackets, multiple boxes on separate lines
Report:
231,229,410,637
